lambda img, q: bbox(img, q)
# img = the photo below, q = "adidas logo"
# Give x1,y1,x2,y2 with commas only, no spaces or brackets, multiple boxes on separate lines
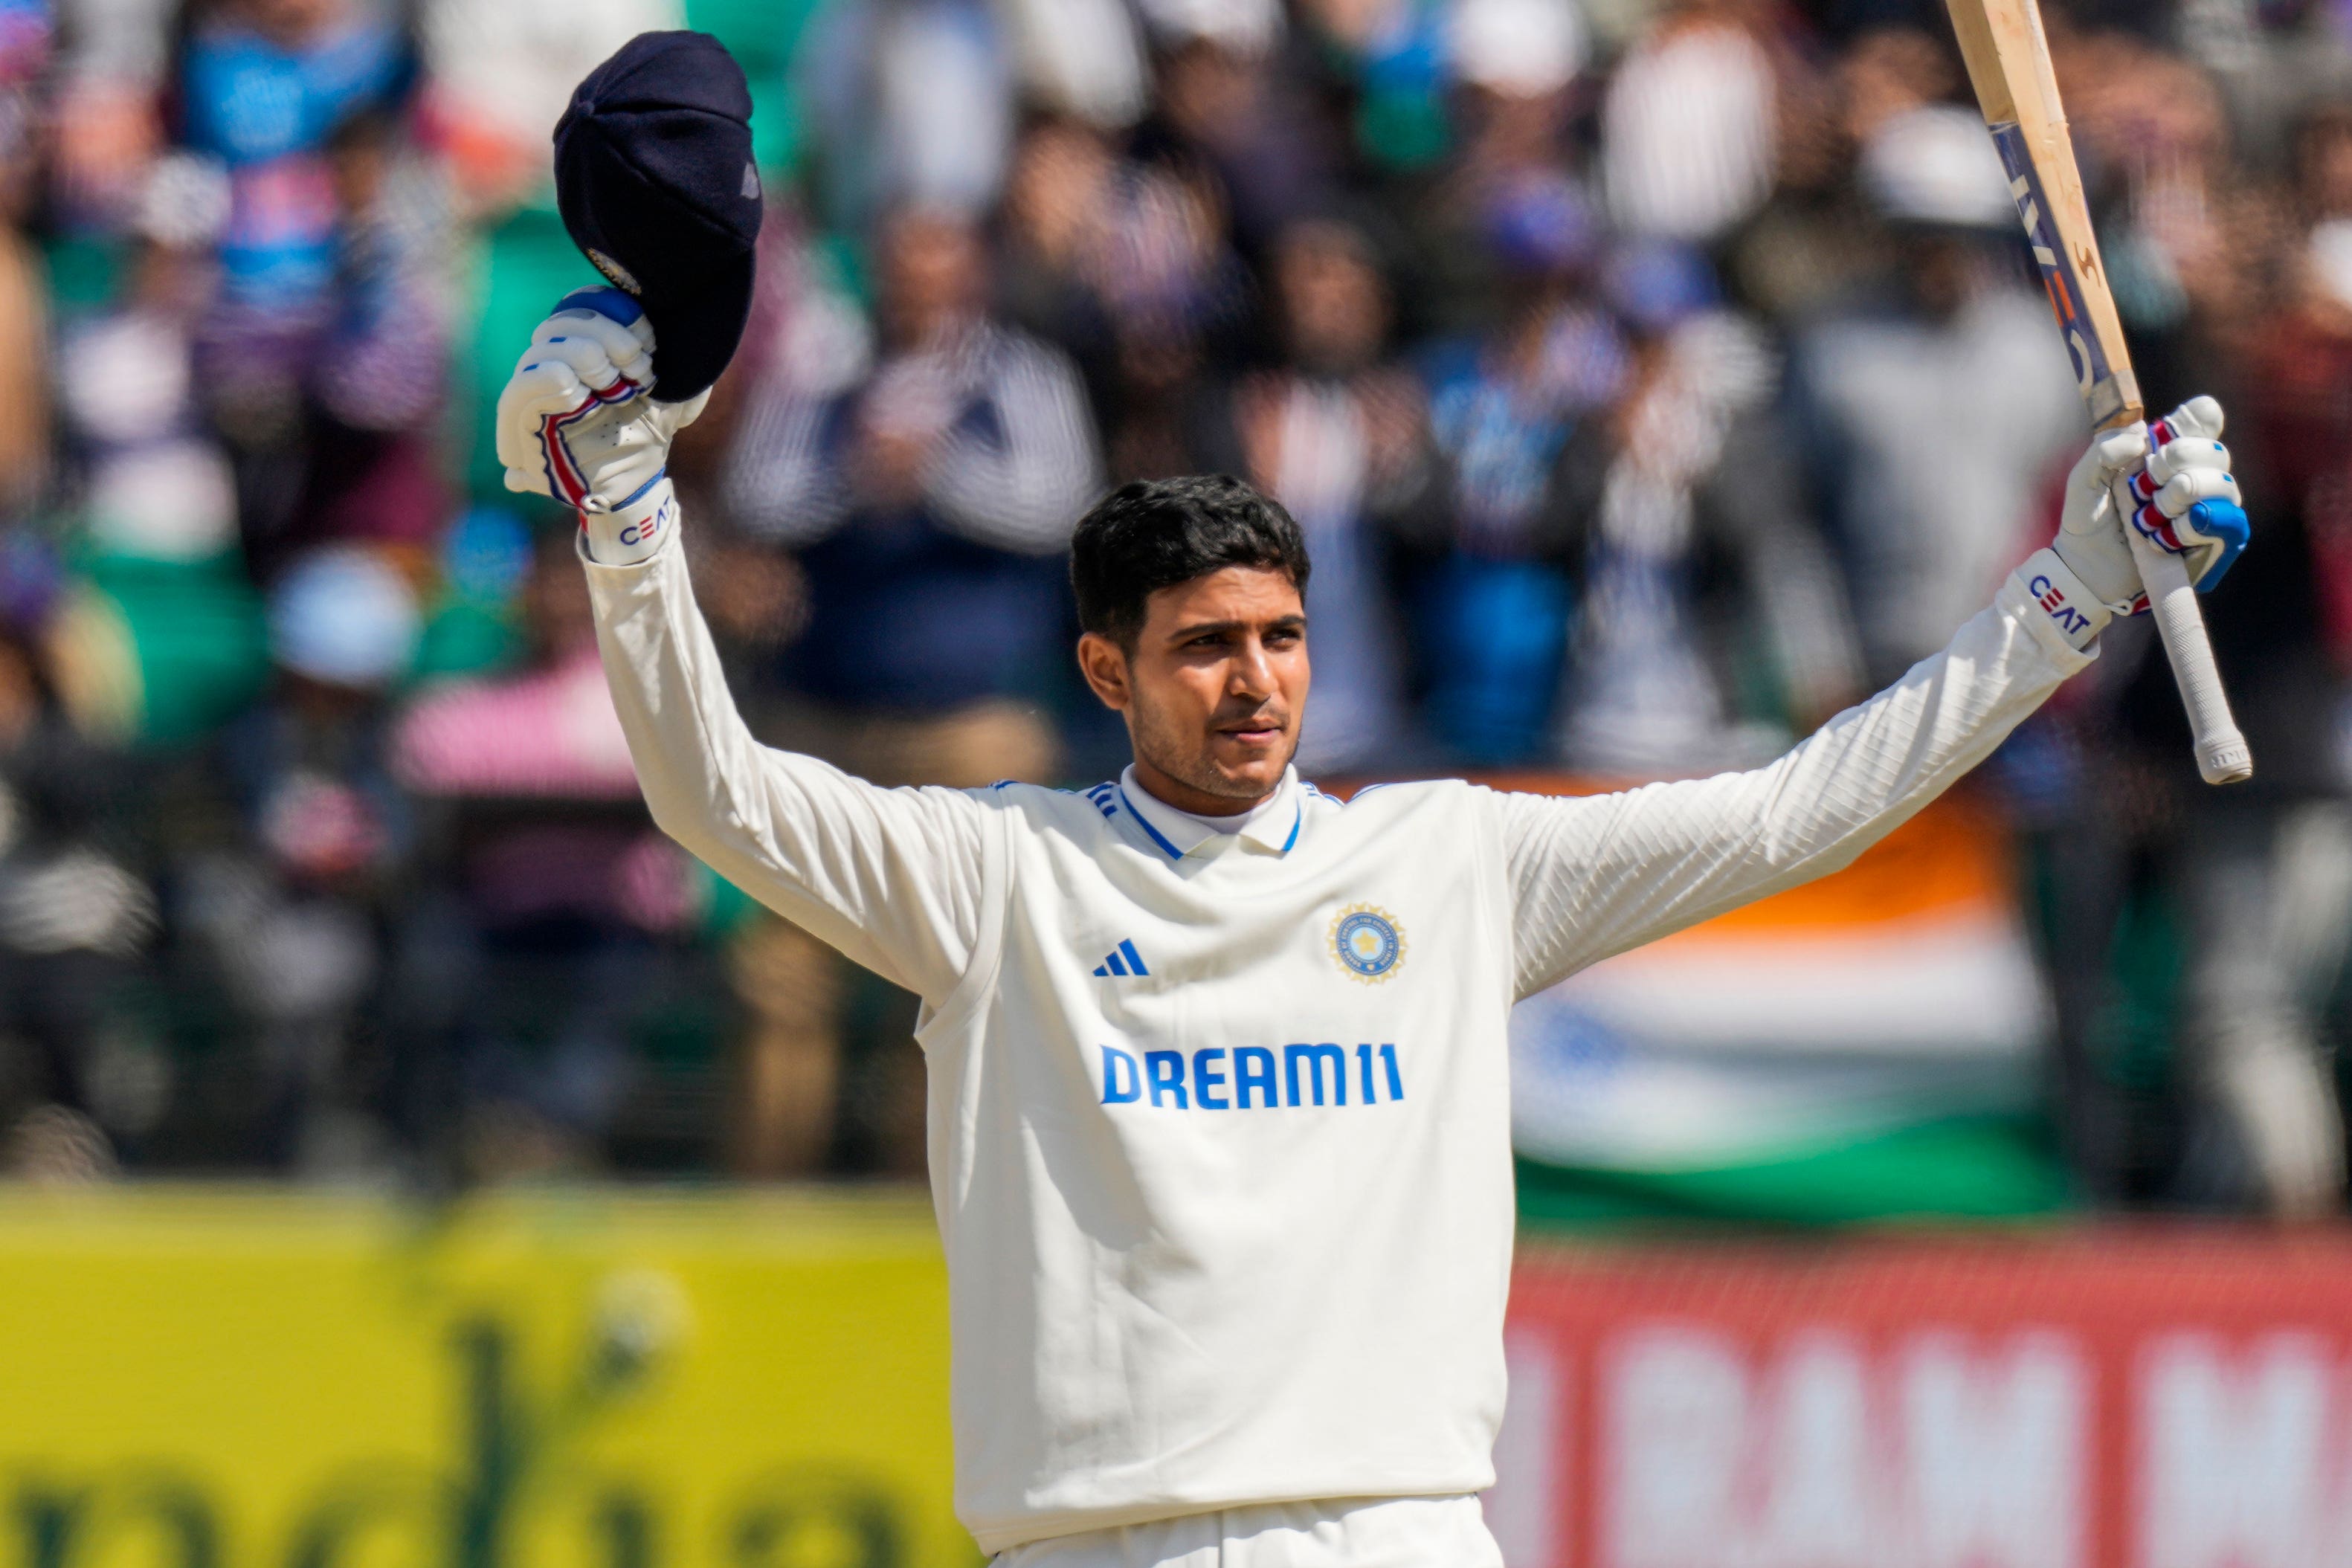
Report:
1092,939,1150,978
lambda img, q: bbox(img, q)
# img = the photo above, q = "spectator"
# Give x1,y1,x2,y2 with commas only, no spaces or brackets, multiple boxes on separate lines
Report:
267,105,457,577
57,219,236,563
1730,25,1955,323
719,204,1099,1174
1556,243,1860,775
726,206,1100,761
0,0,48,218
998,116,1121,370
1414,175,1626,763
999,117,1251,483
1145,30,1333,254
1602,0,1783,245
1395,1,1583,343
180,0,408,451
51,0,167,233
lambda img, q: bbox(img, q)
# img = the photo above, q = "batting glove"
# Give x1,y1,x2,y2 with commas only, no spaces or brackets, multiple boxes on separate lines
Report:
494,288,709,564
2015,396,2249,651
2113,396,2250,595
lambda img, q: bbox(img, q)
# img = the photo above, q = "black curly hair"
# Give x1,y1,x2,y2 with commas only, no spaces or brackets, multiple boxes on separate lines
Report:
1069,474,1312,650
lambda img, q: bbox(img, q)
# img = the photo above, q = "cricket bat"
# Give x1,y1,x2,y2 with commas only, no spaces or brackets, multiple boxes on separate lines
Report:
1946,0,2253,784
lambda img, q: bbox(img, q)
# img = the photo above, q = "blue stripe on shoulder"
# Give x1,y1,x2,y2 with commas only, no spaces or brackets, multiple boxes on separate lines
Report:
1280,800,1301,852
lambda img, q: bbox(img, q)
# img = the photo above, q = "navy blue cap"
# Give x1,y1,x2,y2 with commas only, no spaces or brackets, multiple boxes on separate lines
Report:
554,31,762,404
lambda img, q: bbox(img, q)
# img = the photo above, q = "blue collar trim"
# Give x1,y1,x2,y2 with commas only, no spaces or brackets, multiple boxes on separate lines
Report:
1115,784,1186,860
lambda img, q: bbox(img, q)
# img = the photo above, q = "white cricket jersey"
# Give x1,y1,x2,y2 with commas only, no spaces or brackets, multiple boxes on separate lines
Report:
581,532,2092,1555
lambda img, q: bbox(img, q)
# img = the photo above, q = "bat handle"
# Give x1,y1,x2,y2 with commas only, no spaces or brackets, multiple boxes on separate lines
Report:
2126,526,2252,784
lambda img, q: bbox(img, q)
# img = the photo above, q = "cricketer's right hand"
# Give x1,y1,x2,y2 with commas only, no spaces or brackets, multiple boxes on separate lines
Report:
494,287,709,563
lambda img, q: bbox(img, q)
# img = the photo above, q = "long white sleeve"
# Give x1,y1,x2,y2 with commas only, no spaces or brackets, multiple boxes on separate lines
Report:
579,524,996,1007
1496,571,2094,997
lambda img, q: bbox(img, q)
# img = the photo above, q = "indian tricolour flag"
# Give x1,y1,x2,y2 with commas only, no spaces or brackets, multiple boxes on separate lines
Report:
1501,784,2063,1222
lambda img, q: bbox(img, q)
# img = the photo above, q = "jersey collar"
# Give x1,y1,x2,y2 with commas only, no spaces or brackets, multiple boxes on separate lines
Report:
1115,765,1304,859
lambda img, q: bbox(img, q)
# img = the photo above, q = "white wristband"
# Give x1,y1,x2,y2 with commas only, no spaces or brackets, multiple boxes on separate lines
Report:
2011,547,2112,651
579,475,678,566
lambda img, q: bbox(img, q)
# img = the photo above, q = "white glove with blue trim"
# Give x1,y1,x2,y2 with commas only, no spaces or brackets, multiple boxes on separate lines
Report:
494,287,710,564
2115,398,2250,591
2013,395,2250,651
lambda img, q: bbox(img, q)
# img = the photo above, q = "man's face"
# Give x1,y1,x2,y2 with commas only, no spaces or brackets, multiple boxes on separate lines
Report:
1078,567,1309,811
879,212,985,349
1898,230,1985,321
1278,224,1386,375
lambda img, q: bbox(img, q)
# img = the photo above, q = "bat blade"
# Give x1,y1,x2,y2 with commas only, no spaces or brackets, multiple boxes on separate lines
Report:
1948,0,2139,427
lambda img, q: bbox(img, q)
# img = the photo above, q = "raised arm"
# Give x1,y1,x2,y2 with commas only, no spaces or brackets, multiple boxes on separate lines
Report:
581,535,993,1001
1495,573,2082,996
1500,403,2252,997
497,290,996,1005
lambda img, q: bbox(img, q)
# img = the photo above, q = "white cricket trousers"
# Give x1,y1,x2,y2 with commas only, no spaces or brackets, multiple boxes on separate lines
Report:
993,1495,1505,1567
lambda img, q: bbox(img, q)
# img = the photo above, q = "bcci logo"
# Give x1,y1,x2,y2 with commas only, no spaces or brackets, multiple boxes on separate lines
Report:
587,247,642,296
1330,903,1406,982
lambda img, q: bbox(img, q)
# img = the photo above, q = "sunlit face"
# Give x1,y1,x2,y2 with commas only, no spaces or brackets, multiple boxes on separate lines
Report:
1278,224,1387,374
878,212,985,349
1077,567,1309,813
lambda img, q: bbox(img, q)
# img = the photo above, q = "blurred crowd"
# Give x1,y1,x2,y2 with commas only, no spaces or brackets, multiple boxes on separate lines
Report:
1,0,2351,1210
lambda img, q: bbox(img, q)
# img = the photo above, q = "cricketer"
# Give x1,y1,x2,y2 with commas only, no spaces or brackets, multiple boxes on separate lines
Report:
502,31,2252,1568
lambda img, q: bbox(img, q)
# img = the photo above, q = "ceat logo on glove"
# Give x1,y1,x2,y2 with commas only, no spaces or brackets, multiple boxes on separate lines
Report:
616,492,676,552
2029,572,2094,640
